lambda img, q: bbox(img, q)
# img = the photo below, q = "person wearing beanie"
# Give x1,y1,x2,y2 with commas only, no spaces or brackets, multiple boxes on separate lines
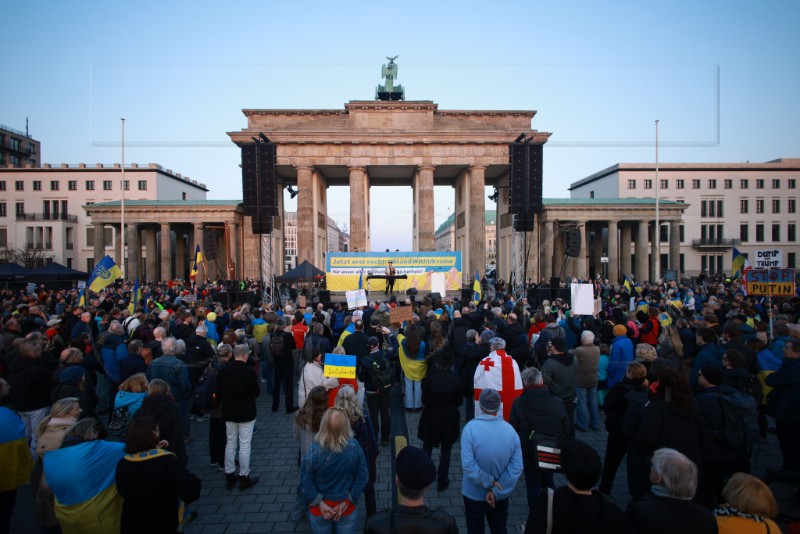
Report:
365,446,457,533
461,388,523,533
607,324,634,389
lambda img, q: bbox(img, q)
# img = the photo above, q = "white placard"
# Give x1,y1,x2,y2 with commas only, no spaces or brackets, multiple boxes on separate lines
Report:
77,281,86,289
754,249,782,268
27,283,36,294
431,272,446,296
345,289,368,310
570,283,595,315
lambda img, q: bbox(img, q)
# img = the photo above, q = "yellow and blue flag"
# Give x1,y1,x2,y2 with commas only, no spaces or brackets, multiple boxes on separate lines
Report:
190,244,202,281
0,407,33,492
128,278,141,314
43,439,126,533
358,268,364,290
473,270,482,303
88,255,122,293
623,276,632,292
731,247,751,279
77,286,86,308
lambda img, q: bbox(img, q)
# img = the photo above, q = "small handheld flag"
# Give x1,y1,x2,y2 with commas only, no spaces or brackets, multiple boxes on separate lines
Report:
473,270,482,303
190,245,202,281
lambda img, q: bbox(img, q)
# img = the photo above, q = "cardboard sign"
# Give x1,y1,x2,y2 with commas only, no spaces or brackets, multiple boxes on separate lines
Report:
77,281,86,289
345,289,368,310
570,283,595,315
324,354,357,379
754,249,783,268
389,305,413,324
745,269,796,296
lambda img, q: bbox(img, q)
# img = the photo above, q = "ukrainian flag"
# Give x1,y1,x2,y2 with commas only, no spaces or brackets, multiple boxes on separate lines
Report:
473,270,482,303
623,276,632,292
190,244,202,280
88,255,122,293
358,268,364,290
0,407,33,493
43,439,126,534
77,286,86,308
731,247,750,279
128,278,141,314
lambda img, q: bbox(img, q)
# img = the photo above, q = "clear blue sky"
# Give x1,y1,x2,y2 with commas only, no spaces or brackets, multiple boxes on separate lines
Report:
3,1,798,251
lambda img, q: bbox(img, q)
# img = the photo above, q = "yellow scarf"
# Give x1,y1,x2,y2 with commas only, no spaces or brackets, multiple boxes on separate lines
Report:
398,334,427,382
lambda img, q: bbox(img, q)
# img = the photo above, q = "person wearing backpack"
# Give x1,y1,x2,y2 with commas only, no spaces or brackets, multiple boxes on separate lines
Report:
358,337,392,446
598,362,649,495
270,317,297,414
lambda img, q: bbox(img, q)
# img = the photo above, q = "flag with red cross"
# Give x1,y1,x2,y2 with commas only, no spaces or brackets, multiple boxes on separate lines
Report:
473,349,523,422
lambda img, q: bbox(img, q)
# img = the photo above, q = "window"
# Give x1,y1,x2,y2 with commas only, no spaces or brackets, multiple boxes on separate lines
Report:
659,225,668,242
643,179,652,189
9,138,20,151
138,180,147,190
789,253,797,269
740,199,748,213
756,224,764,242
717,200,723,217
773,179,780,189
0,203,5,217
773,199,781,213
87,258,94,272
68,180,77,191
627,179,636,189
701,201,707,217
0,181,5,191
86,180,95,191
123,180,130,191
103,180,112,191
50,180,59,191
789,179,797,189
692,179,701,189
789,224,796,242
86,227,94,246
15,202,24,216
660,179,668,189
740,179,749,189
789,199,796,213
676,179,684,189
740,224,749,242
708,179,717,189
701,225,708,240
679,225,685,242
0,228,5,248
756,199,764,214
33,181,42,191
756,179,764,189
772,224,780,242
15,181,24,191
724,179,732,189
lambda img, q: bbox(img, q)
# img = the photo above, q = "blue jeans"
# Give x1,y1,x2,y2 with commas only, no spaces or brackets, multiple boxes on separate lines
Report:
463,495,509,534
575,386,599,430
524,465,554,515
308,509,358,534
260,360,274,394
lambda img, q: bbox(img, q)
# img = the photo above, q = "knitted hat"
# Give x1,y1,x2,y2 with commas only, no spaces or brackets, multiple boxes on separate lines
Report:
613,324,627,336
479,388,501,414
206,312,217,322
60,366,85,386
395,446,436,490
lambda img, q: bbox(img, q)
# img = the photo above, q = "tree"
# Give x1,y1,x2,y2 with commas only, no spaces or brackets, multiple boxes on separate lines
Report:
0,246,53,269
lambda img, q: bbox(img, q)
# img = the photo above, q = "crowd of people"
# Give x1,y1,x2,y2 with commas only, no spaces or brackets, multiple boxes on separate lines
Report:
0,273,799,533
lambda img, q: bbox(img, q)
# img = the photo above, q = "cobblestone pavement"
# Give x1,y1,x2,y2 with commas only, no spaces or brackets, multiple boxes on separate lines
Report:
12,385,800,533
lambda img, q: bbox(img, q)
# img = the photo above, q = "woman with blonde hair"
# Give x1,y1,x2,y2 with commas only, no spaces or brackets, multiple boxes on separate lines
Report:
298,407,369,533
635,343,658,371
714,473,780,533
294,385,329,463
335,385,378,517
35,397,81,531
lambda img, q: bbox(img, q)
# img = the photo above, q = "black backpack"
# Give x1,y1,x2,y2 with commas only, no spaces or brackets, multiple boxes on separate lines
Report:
193,365,219,410
712,390,759,449
368,351,392,392
270,332,286,359
107,406,132,440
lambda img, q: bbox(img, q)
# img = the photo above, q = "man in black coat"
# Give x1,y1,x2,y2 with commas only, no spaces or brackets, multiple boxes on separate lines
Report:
184,324,215,365
216,344,260,490
271,317,296,413
460,329,491,422
509,366,571,512
365,446,457,534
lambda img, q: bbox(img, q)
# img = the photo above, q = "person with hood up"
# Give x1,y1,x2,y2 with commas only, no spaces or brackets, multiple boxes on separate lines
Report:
607,324,634,389
525,438,634,534
113,373,148,420
690,328,725,393
541,337,578,434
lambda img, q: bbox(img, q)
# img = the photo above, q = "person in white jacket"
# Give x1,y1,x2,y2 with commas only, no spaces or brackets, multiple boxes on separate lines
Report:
298,347,339,408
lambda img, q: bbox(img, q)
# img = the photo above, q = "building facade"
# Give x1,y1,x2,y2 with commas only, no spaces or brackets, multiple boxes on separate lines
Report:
435,210,496,266
569,159,800,273
0,123,40,168
0,163,207,272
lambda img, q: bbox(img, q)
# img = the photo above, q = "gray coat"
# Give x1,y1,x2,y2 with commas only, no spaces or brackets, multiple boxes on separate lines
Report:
541,352,578,402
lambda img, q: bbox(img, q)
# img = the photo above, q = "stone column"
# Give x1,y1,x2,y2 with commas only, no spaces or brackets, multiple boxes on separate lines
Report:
296,165,314,262
651,222,659,281
348,166,369,252
414,165,435,251
114,224,123,272
620,222,632,280
540,218,554,280
553,227,565,278
467,165,486,277
127,224,140,282
160,223,171,282
576,222,588,279
592,224,603,278
176,228,185,280
669,220,681,271
230,221,241,280
93,224,105,264
193,223,205,283
607,220,619,284
145,227,157,283
634,221,649,282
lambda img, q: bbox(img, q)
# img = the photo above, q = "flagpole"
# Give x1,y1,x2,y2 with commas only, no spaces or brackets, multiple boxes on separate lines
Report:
120,118,126,280
654,119,660,283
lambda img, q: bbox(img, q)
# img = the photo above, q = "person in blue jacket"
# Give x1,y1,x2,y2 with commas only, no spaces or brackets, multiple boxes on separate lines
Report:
690,328,725,393
607,324,634,389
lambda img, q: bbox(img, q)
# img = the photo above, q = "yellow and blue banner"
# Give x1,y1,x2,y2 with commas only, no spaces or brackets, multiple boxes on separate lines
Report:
623,276,632,292
732,247,751,279
128,278,141,314
190,244,202,281
44,439,126,534
326,252,462,292
0,407,33,492
323,353,357,379
88,255,122,293
473,270,482,303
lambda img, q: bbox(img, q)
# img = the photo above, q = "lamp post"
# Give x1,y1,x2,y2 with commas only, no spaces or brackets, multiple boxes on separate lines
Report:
654,119,660,283
120,117,126,279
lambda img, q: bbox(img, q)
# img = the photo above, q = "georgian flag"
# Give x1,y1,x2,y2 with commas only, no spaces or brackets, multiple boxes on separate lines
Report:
473,349,523,422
